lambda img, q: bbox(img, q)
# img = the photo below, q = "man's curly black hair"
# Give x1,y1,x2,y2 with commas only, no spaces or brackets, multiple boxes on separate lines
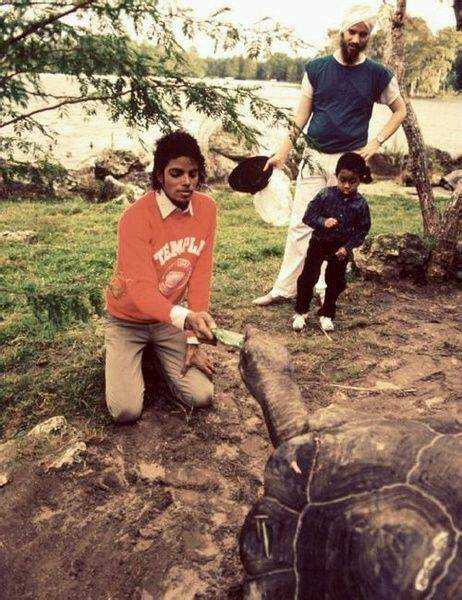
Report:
335,152,372,183
151,130,207,190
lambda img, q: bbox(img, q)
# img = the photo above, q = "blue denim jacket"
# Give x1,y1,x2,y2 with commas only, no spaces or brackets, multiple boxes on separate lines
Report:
303,186,371,250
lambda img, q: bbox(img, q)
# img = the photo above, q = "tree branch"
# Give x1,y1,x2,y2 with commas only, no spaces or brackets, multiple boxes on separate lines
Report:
427,181,462,279
386,0,440,236
1,0,98,53
0,91,130,128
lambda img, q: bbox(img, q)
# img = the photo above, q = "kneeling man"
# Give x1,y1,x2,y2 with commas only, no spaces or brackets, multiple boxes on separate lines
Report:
105,131,217,422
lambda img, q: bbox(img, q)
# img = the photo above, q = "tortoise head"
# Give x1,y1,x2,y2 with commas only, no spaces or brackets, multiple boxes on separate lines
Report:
239,326,309,447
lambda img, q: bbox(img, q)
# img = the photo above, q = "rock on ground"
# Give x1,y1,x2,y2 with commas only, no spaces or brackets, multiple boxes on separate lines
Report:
27,415,68,438
354,233,430,281
47,441,87,470
94,149,149,180
0,230,37,243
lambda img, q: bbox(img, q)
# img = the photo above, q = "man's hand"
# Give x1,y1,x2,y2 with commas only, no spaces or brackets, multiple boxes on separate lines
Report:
335,246,348,260
182,345,215,380
324,217,338,229
264,154,285,171
184,311,216,340
356,139,380,162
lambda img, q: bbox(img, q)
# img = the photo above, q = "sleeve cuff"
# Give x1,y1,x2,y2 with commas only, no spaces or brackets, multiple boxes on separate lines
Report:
170,305,190,330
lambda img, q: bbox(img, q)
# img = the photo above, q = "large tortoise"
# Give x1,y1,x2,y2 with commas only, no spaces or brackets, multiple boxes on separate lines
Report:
238,327,462,599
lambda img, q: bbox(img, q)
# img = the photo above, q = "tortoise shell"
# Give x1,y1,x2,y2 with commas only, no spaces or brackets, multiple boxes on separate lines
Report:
240,408,462,599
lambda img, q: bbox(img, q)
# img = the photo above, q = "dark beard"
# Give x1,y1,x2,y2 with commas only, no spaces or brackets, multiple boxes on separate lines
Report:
339,34,366,64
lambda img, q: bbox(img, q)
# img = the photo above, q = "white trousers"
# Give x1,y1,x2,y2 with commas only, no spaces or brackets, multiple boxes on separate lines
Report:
271,150,343,298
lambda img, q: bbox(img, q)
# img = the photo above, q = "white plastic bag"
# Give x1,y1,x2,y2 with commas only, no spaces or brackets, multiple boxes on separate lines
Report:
253,169,292,227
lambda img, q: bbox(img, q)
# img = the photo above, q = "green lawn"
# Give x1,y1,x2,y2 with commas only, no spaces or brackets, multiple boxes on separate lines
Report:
0,189,449,436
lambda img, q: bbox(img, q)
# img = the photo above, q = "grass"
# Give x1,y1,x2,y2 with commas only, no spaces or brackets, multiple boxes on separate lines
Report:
0,187,451,437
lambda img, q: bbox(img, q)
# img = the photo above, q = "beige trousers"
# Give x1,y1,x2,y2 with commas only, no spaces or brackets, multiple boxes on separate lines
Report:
105,314,213,423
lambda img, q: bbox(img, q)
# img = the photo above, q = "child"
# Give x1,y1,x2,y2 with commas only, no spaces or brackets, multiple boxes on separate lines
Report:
292,152,371,332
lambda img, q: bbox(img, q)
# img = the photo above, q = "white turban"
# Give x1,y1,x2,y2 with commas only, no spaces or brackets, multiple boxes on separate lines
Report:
340,3,377,33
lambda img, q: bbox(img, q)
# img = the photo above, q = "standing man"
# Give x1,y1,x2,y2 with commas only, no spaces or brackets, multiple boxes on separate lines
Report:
253,3,406,306
105,130,217,423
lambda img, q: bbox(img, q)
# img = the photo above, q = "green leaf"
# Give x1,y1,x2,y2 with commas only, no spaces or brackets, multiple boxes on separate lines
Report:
213,327,245,349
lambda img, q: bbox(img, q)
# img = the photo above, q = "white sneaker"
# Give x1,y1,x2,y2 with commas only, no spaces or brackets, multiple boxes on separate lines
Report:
319,316,334,331
292,313,308,332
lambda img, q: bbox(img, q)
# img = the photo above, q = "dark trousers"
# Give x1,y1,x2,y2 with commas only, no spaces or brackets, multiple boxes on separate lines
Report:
295,237,348,318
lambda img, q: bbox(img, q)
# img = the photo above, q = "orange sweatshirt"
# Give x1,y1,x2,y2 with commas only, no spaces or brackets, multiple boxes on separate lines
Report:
106,190,216,326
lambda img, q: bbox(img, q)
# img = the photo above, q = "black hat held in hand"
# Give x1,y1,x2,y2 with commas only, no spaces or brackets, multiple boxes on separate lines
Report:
228,156,273,194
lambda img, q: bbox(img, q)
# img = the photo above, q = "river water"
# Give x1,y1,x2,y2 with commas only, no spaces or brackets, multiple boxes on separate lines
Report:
7,74,462,168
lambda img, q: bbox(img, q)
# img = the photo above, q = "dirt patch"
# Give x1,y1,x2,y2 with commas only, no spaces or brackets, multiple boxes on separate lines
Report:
0,282,461,599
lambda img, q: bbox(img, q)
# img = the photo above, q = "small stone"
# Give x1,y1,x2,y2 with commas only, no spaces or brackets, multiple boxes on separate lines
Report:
137,461,165,483
0,472,10,487
0,230,36,243
380,358,401,371
138,524,158,539
48,442,87,470
163,466,216,489
211,512,227,527
214,444,239,460
374,380,400,391
134,539,154,552
28,416,68,438
244,416,262,433
424,397,445,409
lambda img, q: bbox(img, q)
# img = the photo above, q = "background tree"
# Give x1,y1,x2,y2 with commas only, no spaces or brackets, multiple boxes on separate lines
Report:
0,0,307,164
204,52,308,83
448,0,462,29
324,18,462,96
449,49,462,90
384,0,462,279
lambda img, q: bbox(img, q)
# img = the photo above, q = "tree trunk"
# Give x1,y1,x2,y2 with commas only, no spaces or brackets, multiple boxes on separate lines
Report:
454,0,462,31
427,182,462,280
386,0,441,236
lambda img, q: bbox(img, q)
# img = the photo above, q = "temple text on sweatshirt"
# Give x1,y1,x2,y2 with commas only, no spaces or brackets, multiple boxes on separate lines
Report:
106,189,216,330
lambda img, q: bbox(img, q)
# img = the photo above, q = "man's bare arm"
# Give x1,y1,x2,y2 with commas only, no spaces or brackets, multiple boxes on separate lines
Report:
357,95,407,161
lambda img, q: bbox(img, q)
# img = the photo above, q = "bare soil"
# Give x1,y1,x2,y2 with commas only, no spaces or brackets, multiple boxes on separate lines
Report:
0,282,461,600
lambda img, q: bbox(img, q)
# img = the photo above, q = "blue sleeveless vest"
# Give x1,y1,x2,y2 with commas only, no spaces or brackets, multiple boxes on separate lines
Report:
305,55,393,153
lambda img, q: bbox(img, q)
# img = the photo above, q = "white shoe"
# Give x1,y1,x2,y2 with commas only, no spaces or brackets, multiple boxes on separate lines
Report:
253,293,287,306
292,313,308,332
319,316,334,331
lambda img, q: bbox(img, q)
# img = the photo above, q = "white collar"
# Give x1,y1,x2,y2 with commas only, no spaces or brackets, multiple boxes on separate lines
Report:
333,49,366,66
156,189,194,219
